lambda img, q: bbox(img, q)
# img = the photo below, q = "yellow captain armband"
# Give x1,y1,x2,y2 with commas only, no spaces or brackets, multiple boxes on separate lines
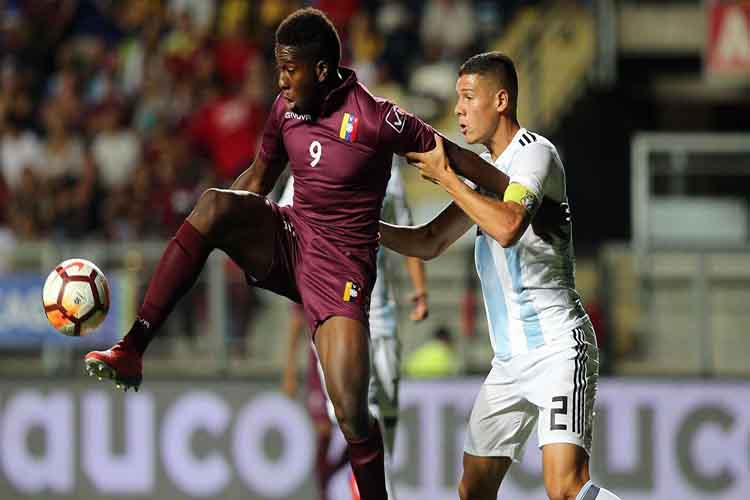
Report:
504,182,539,214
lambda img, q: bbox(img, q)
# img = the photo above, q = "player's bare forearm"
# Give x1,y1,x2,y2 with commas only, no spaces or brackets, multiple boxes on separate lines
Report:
380,201,473,260
379,222,436,260
405,256,428,321
442,174,527,247
405,256,426,297
230,156,284,195
441,137,510,196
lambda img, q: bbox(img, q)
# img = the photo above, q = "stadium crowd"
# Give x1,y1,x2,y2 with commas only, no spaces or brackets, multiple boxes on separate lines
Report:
0,0,536,243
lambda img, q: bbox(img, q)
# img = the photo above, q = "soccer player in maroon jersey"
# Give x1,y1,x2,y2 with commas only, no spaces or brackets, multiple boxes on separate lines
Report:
84,8,560,500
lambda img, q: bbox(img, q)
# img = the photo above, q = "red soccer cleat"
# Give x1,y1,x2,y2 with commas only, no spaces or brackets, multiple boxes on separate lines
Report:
84,337,143,391
349,469,360,500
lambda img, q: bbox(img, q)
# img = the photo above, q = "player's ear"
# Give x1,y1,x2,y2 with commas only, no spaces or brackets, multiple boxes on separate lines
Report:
315,60,328,83
496,89,509,114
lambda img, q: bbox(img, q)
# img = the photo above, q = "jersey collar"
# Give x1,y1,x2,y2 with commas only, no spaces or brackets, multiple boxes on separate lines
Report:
320,67,358,116
494,127,528,166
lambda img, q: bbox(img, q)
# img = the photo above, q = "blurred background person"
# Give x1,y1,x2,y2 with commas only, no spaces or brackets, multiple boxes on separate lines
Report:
404,325,460,379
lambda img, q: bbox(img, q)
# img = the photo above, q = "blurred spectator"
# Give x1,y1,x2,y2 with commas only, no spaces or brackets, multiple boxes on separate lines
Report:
0,172,8,227
187,62,266,184
213,12,258,90
404,325,460,378
64,0,123,44
147,126,204,235
0,62,34,128
1,112,44,190
168,0,216,36
7,167,46,239
161,10,203,79
314,0,359,33
410,0,477,102
45,61,84,130
41,104,84,183
91,104,141,191
133,79,170,136
227,260,260,358
115,0,159,98
349,12,382,86
69,147,104,237
420,0,477,60
0,169,13,264
375,0,420,85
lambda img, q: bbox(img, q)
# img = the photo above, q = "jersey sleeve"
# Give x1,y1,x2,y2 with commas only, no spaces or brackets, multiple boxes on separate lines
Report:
257,94,288,165
506,142,554,217
377,101,436,155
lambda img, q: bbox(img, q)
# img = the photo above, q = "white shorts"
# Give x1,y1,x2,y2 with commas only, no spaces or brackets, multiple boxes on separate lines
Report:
464,322,599,462
368,335,401,422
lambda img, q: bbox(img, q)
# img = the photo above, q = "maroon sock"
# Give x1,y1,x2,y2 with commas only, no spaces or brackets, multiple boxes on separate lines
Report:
347,421,388,500
125,222,211,355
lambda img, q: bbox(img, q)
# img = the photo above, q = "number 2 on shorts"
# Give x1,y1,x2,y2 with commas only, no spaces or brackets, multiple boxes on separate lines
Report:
550,395,568,430
309,140,322,167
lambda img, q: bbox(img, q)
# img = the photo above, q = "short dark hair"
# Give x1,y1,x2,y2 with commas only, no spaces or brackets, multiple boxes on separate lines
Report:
276,8,341,70
459,52,518,119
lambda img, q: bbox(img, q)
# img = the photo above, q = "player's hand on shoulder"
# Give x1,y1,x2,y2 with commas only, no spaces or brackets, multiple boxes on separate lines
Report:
405,134,453,187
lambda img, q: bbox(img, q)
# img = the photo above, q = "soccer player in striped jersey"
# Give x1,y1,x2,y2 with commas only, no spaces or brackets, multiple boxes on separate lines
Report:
380,52,621,500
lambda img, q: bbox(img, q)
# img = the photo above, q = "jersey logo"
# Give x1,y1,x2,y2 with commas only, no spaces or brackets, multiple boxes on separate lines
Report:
385,106,405,134
285,111,312,121
339,112,359,142
342,280,361,303
519,132,537,146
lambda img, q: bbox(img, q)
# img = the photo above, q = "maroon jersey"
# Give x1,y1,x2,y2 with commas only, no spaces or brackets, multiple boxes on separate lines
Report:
259,68,435,247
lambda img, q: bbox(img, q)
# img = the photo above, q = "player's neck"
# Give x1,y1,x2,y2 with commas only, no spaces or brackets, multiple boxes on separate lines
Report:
311,71,345,116
486,119,521,162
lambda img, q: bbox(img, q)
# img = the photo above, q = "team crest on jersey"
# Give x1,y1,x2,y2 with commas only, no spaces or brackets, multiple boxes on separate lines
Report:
342,281,361,303
385,106,405,134
339,112,359,142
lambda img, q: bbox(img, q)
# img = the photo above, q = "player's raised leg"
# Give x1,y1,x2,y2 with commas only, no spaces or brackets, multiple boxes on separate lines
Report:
85,188,279,389
458,454,511,500
315,316,387,500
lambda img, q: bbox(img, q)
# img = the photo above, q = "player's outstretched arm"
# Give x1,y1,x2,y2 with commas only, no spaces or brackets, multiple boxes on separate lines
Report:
404,256,428,321
408,134,530,247
280,306,305,398
230,156,287,195
380,201,473,260
441,137,510,196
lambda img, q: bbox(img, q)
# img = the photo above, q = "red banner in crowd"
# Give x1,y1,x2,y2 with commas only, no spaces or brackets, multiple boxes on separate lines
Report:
706,0,750,76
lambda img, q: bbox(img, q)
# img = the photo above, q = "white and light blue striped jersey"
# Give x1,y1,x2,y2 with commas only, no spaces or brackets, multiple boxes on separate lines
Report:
279,161,411,338
471,128,588,360
370,161,412,337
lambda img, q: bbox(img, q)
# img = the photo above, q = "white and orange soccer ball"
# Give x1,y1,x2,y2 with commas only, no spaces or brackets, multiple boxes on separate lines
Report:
42,258,110,336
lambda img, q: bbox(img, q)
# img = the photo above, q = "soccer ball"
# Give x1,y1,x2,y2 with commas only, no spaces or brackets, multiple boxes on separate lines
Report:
42,259,110,336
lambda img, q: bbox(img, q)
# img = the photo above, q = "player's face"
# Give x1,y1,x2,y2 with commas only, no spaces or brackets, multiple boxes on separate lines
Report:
275,45,321,114
454,74,501,145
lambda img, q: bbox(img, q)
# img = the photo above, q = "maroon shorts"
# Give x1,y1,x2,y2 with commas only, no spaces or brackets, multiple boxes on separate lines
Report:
250,201,377,336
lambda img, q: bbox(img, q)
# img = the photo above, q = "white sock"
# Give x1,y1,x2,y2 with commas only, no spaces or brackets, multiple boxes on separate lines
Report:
575,480,622,500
